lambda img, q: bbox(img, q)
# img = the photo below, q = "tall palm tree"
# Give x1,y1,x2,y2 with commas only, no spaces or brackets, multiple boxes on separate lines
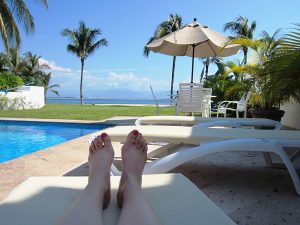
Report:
144,14,183,99
224,16,256,65
61,21,108,105
0,0,48,52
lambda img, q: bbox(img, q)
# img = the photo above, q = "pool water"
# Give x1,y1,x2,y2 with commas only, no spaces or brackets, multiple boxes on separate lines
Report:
0,120,112,163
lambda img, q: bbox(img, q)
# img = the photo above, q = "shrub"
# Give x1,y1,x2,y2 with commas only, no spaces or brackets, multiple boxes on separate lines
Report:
0,72,24,91
224,80,253,100
0,95,27,110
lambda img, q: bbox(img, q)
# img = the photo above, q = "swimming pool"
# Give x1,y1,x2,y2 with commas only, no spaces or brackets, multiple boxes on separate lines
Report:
0,120,112,163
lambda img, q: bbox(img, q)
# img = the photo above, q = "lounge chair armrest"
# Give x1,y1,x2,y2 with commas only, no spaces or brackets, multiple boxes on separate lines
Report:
217,101,238,108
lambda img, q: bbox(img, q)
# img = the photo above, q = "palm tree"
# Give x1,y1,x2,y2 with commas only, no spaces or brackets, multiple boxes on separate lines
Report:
259,29,282,60
226,30,284,110
259,25,300,105
40,72,60,99
61,21,108,105
204,58,253,103
224,16,256,65
200,57,221,82
0,0,48,52
144,14,183,99
22,51,50,84
5,48,24,76
0,53,8,72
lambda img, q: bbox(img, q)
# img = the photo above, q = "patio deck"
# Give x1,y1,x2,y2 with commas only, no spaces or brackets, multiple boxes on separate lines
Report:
0,117,299,225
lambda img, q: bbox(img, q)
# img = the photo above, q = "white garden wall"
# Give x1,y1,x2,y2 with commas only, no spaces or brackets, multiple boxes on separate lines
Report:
0,86,44,110
280,98,300,129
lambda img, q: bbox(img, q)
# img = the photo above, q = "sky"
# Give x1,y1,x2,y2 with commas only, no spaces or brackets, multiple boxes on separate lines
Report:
13,0,300,99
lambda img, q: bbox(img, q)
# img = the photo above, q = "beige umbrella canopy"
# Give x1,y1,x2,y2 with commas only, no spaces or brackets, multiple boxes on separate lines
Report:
146,19,241,82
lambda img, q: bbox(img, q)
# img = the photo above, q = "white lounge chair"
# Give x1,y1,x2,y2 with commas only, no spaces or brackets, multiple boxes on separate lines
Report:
100,125,300,195
202,87,213,118
135,115,282,130
150,85,174,115
176,83,203,116
217,91,252,118
135,116,285,168
0,174,237,225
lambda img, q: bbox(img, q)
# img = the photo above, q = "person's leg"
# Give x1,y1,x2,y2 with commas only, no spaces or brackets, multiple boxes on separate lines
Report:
56,133,114,225
117,130,162,225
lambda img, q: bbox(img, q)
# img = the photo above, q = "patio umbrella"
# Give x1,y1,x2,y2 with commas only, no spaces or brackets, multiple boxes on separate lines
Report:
146,19,241,82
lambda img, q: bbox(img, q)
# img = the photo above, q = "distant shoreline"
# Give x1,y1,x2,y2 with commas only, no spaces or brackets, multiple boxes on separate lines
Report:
46,97,170,105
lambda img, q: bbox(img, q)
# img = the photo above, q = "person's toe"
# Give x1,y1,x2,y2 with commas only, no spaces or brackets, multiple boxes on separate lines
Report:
141,139,148,152
132,129,139,136
138,138,145,149
101,132,112,149
135,133,143,145
94,136,103,150
89,144,94,154
127,129,139,144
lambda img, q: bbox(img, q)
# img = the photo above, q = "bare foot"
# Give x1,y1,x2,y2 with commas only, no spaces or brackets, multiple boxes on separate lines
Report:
88,132,114,209
117,130,148,208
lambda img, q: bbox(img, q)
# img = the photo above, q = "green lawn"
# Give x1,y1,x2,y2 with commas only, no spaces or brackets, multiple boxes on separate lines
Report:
0,104,176,120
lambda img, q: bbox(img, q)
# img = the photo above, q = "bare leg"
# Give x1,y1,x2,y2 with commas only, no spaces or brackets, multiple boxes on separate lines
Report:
56,133,114,225
117,130,162,225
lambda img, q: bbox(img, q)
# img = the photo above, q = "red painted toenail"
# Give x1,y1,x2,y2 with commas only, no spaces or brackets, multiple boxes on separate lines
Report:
133,130,139,135
101,133,107,138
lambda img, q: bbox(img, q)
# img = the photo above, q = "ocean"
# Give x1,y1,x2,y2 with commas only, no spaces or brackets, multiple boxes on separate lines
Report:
46,97,171,105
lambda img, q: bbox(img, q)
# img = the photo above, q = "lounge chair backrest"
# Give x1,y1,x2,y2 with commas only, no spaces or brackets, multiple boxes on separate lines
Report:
177,83,203,114
237,91,251,111
202,87,212,95
150,85,174,115
201,88,213,117
150,85,159,108
202,88,212,102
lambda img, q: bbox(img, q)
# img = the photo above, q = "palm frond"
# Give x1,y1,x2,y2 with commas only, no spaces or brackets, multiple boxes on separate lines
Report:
228,38,263,51
87,38,108,55
32,0,48,8
0,0,21,50
9,0,35,34
49,89,59,96
48,84,60,89
143,37,156,57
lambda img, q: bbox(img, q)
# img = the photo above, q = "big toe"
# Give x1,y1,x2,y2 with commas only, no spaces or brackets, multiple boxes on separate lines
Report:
126,130,139,143
101,133,113,149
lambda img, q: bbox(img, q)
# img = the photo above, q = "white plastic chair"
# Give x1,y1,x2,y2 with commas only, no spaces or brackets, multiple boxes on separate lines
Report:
176,83,203,116
150,85,174,115
202,88,212,118
217,91,251,118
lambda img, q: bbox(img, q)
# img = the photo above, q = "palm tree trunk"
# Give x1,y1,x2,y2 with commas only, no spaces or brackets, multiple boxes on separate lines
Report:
205,59,209,81
243,47,248,65
170,56,176,100
200,66,204,82
80,59,84,105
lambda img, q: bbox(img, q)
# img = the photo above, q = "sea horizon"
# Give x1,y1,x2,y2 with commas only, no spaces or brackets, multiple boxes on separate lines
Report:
46,97,171,105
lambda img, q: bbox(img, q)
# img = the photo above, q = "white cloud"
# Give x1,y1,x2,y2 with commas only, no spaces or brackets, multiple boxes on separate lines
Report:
49,70,171,97
84,72,170,91
39,58,72,72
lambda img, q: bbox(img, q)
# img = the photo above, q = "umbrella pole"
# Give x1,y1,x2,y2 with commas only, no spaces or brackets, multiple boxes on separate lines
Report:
191,45,195,83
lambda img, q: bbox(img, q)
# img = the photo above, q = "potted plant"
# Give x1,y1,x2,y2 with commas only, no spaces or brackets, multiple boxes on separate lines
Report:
248,85,286,122
250,26,300,121
228,26,300,121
